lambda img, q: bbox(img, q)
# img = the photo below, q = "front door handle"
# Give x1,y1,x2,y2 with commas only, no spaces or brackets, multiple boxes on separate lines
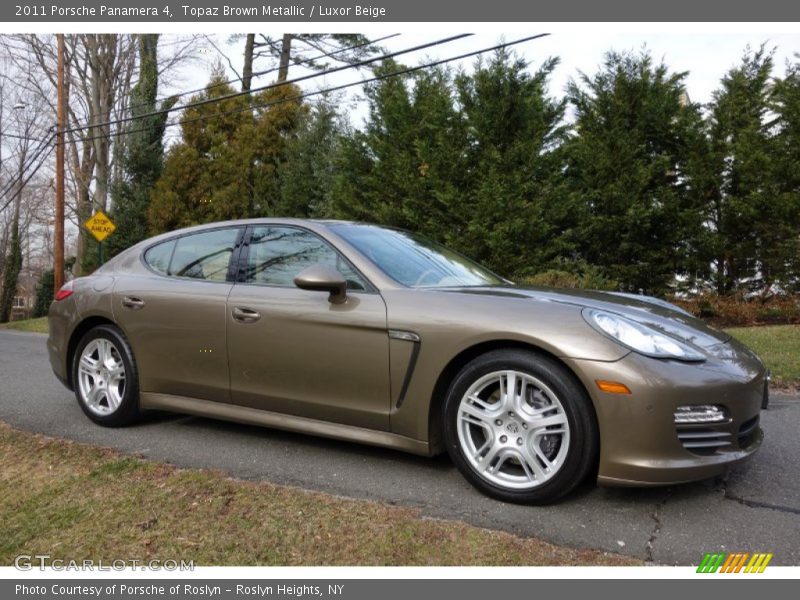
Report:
232,306,261,323
122,296,145,310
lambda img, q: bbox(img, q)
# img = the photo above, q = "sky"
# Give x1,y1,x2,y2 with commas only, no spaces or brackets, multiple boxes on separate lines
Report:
170,28,800,132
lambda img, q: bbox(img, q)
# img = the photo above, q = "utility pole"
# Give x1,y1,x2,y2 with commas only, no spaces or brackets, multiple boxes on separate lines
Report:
54,34,65,294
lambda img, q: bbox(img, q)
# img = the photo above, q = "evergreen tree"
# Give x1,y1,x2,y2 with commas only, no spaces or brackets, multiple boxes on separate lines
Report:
108,34,176,255
455,51,566,276
563,50,705,294
332,51,565,279
768,54,800,291
703,46,784,294
0,217,21,323
148,70,305,232
331,61,468,243
277,98,343,217
32,268,55,318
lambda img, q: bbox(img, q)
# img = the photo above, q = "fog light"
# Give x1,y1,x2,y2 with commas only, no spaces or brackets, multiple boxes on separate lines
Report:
674,405,728,424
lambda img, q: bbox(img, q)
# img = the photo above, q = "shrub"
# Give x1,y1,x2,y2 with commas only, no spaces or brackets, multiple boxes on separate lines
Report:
671,293,800,327
519,266,618,291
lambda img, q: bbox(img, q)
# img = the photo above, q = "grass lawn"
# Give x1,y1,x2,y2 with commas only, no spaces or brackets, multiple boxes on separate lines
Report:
725,324,800,388
0,422,633,566
0,316,48,334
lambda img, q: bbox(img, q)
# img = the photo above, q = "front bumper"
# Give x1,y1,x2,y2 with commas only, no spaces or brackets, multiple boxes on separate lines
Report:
565,337,766,486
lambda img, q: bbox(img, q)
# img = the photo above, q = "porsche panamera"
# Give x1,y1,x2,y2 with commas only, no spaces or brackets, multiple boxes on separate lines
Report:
48,219,767,503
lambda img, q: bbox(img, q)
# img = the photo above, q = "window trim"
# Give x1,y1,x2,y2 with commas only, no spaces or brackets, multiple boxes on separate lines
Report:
140,225,246,284
235,224,378,294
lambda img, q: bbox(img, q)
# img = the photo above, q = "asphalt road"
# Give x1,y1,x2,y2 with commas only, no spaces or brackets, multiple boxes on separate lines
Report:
1,329,799,565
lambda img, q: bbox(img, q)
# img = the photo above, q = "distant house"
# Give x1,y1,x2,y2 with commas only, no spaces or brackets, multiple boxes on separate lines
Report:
10,269,38,321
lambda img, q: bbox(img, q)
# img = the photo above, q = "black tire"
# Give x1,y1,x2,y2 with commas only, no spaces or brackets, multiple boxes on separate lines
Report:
71,324,141,427
443,349,598,504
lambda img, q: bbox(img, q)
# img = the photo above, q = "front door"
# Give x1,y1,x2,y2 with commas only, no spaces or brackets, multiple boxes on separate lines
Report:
226,225,390,431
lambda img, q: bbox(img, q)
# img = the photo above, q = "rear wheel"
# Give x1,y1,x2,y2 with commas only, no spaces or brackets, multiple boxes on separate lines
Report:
443,349,598,504
72,324,141,427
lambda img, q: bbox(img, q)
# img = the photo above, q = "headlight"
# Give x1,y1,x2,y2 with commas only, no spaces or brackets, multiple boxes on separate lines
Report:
583,309,705,362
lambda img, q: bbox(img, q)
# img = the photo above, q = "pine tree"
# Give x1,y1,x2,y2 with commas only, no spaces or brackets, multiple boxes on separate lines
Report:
454,50,566,277
563,50,705,294
331,61,469,243
148,70,305,232
32,268,55,318
0,217,21,323
108,34,176,256
331,51,565,279
768,54,800,291
277,98,343,217
703,46,785,294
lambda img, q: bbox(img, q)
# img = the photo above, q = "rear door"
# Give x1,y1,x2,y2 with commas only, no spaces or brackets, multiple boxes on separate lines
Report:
225,225,391,430
113,226,243,403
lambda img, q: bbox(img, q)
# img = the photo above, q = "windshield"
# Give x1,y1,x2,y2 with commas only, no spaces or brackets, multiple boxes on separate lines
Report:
328,224,506,288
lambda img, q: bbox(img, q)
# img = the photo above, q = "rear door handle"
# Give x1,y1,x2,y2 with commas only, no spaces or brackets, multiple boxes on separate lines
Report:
232,306,261,323
122,296,145,310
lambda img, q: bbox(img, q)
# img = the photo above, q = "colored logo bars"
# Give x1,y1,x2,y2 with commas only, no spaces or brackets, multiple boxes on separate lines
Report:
697,552,773,573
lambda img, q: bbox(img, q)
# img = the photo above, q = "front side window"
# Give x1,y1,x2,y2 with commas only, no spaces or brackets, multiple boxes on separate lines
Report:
328,224,504,288
244,226,367,291
167,228,240,282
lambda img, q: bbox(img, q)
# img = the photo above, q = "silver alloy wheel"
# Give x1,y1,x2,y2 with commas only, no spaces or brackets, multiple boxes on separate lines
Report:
456,370,571,490
77,338,126,416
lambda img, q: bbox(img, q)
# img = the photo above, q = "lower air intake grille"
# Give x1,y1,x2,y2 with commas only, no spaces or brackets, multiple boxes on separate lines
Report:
676,427,733,455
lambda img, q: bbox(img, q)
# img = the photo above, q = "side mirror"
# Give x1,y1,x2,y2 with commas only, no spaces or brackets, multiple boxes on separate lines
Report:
294,265,348,304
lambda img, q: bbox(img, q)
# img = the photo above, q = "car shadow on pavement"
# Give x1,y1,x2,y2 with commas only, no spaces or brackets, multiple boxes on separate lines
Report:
163,413,456,471
123,410,743,507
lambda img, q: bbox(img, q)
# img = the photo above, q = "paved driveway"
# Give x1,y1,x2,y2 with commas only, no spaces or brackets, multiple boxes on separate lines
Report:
1,329,798,565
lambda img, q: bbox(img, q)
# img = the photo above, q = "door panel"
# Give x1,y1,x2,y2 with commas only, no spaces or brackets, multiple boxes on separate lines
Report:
112,226,242,403
226,225,390,430
113,277,232,403
226,286,390,431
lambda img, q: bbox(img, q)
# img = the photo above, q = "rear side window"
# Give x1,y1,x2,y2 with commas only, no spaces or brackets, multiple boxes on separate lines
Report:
145,228,240,281
144,240,175,275
169,228,240,282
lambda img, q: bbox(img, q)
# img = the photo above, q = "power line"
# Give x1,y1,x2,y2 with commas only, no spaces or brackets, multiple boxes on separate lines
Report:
65,33,472,136
0,133,55,214
73,33,460,135
0,132,45,143
2,33,550,215
0,132,54,199
121,33,401,120
77,33,551,146
0,133,54,204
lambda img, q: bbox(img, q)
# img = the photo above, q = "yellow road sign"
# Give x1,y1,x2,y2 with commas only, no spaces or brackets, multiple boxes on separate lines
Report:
84,210,116,242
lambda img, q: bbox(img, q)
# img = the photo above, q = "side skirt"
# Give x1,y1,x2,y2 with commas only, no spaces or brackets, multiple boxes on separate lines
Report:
140,392,433,457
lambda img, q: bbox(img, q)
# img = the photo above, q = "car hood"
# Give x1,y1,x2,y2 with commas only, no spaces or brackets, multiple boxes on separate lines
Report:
440,285,730,349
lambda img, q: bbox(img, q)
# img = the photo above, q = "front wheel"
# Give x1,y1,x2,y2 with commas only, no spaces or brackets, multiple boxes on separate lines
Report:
443,349,598,504
72,324,141,427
